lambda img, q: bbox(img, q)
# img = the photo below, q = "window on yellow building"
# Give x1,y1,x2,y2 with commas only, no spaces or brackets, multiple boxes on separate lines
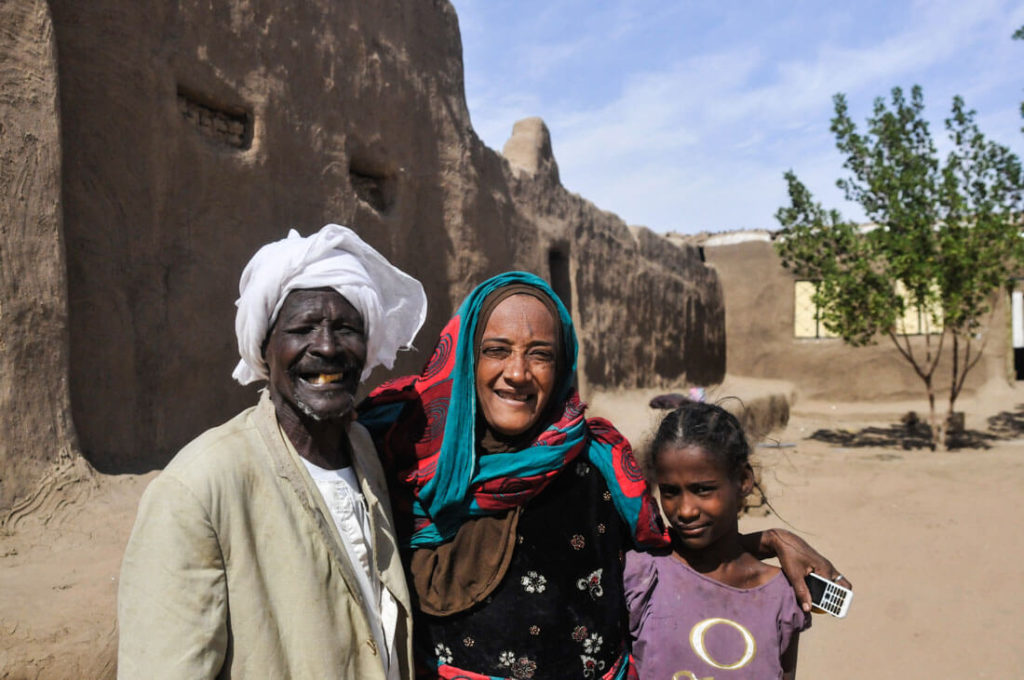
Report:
794,280,942,339
793,281,838,339
893,281,943,335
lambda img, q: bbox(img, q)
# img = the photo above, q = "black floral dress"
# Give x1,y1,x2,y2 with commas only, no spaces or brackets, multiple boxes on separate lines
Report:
416,458,632,680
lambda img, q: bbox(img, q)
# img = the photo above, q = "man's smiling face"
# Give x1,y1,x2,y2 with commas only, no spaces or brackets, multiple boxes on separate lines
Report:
263,288,367,424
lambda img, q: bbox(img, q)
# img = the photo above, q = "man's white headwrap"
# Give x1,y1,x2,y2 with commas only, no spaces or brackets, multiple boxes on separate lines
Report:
232,224,427,385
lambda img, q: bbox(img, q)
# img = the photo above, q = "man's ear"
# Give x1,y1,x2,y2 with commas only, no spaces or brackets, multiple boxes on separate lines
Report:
260,323,275,360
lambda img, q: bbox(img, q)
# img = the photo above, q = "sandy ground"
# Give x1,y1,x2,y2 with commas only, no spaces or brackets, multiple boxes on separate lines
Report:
2,379,1023,678
590,380,1024,679
740,425,1024,678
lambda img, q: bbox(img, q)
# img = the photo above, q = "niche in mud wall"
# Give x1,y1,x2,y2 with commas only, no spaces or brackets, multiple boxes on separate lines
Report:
548,244,581,390
548,245,572,315
176,86,252,149
348,153,396,214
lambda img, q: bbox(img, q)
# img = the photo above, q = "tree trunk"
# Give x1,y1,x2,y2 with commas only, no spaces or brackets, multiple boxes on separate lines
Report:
945,334,960,450
945,327,988,449
886,329,944,451
926,378,941,451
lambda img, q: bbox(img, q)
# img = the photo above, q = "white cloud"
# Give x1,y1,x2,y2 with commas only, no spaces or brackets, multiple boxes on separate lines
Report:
453,0,1024,233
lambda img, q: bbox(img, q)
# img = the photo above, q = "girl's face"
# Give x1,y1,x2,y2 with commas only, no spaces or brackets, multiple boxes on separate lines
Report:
655,444,753,552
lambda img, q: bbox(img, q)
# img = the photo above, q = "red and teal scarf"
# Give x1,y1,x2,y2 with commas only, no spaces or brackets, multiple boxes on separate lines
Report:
359,271,668,550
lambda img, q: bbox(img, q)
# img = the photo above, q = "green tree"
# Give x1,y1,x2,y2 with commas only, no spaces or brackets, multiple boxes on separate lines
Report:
775,86,1024,449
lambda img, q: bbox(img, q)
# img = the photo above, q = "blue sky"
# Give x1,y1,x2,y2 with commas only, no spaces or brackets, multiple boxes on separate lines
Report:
450,0,1024,234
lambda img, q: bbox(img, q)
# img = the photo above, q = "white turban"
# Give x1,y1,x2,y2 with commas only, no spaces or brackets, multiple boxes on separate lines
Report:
232,224,427,385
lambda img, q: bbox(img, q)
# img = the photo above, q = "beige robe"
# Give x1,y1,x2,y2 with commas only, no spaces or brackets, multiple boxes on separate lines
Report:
117,391,413,679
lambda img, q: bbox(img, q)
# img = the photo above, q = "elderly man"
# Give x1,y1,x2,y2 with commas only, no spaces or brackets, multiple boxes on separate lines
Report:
118,224,426,679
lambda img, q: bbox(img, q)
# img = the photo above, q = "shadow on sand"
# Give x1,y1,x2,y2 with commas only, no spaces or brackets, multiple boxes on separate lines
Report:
808,404,1024,451
986,405,1024,438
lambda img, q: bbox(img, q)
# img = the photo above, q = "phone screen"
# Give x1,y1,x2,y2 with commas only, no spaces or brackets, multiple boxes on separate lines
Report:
805,573,827,603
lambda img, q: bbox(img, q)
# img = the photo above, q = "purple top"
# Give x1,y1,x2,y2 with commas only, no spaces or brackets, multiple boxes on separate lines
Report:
624,550,810,680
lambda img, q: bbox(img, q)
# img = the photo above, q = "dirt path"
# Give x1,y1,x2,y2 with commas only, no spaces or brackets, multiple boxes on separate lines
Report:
2,386,1022,678
589,384,1024,679
742,427,1024,678
0,472,154,678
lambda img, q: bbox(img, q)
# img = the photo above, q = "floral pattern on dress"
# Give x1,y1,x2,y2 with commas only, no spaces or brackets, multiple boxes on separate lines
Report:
580,654,606,678
521,570,547,593
435,643,453,665
576,569,604,599
415,456,628,678
511,656,538,679
575,461,589,476
498,651,538,679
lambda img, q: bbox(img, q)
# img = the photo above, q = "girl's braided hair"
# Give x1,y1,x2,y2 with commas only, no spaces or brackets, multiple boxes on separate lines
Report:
649,400,751,480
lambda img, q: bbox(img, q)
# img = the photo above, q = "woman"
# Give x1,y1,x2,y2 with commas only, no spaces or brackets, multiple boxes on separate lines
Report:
360,271,841,680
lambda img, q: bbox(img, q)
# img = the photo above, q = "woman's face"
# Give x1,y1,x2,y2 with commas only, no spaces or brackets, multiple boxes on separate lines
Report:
475,294,559,436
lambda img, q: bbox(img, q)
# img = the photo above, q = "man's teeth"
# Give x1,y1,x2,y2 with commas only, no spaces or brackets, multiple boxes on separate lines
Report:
308,373,343,385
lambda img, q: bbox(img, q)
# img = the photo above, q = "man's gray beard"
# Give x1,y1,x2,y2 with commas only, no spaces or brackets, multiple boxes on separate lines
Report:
296,396,353,423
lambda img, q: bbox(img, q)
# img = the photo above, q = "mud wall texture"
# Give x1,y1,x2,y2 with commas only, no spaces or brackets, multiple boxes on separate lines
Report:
0,0,724,511
704,238,1010,402
0,0,84,518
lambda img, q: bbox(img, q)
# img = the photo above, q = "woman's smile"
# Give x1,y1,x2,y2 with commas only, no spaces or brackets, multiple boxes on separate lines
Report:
493,389,536,404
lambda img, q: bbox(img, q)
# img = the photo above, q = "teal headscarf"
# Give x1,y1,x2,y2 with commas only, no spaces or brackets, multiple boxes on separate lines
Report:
360,271,668,551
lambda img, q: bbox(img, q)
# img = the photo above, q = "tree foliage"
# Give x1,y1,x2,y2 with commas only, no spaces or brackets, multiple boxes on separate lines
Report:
775,173,897,347
775,86,1024,448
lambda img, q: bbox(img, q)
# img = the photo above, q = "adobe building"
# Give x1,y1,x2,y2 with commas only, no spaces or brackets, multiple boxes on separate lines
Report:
696,230,1018,404
0,0,724,515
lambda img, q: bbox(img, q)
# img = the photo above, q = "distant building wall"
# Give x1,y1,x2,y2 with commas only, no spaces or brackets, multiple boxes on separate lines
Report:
501,119,725,394
704,236,1011,403
0,0,725,511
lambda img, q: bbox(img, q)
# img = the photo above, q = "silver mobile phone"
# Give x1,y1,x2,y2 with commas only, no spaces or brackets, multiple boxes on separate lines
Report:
805,572,852,618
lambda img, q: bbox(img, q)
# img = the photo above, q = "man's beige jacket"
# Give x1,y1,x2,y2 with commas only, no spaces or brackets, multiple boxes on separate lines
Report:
118,391,413,679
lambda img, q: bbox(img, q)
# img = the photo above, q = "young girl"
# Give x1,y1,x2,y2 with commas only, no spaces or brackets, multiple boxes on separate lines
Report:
624,401,810,680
